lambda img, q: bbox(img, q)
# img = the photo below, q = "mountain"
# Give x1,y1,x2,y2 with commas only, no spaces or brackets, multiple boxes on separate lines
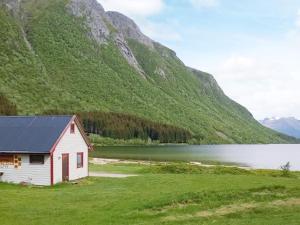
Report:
0,0,296,144
260,117,300,138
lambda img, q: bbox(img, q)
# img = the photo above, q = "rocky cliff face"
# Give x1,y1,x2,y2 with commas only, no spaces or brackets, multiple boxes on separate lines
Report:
0,0,21,16
67,0,146,76
106,11,154,48
66,0,109,44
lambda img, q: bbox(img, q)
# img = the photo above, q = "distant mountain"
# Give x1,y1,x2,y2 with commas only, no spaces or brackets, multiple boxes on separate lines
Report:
260,117,300,138
0,0,297,143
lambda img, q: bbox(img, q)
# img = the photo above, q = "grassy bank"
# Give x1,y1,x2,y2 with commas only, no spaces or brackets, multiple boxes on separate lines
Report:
90,134,160,146
1,163,300,225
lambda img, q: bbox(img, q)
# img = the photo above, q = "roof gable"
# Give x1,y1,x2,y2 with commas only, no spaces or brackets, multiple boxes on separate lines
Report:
0,116,73,153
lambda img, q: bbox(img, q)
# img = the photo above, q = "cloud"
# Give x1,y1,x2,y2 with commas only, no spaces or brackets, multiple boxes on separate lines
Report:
97,0,181,43
188,0,219,8
211,50,300,119
296,9,300,27
97,0,164,17
183,29,300,120
181,12,300,120
137,19,182,42
221,56,255,73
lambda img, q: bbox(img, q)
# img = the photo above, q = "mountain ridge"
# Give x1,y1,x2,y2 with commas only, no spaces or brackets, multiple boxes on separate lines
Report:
260,117,300,138
0,0,297,143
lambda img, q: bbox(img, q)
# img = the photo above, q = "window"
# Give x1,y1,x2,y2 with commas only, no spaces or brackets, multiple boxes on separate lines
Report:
30,155,44,164
70,123,75,134
77,152,83,168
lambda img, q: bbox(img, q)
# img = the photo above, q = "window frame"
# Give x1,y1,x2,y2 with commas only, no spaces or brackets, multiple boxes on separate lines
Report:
70,123,75,134
29,155,45,165
77,152,84,168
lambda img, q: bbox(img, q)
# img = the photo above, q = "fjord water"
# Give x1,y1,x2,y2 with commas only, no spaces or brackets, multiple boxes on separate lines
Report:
95,145,300,170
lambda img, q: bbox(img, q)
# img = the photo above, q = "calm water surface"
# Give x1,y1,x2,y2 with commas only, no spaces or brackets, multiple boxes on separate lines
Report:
93,144,300,170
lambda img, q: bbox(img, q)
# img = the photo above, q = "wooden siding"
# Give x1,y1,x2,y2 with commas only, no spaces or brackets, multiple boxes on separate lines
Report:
0,154,51,185
52,122,89,184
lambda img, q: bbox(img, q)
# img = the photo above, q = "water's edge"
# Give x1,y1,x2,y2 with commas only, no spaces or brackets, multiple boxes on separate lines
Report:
91,144,300,171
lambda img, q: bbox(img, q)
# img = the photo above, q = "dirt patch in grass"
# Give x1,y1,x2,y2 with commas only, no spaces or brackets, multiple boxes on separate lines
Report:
196,202,256,217
271,198,300,207
90,158,151,165
163,198,300,222
143,185,288,213
89,172,138,178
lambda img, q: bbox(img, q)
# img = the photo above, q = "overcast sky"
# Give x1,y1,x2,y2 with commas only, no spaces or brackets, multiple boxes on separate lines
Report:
98,0,300,119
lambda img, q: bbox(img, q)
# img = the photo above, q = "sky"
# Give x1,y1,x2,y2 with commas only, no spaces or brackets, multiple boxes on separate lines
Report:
98,0,300,120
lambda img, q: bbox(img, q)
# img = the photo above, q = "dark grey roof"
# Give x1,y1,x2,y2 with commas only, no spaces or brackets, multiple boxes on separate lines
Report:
0,116,73,153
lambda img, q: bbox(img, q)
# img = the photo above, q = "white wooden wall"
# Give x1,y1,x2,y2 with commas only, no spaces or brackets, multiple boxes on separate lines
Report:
0,121,89,186
52,122,89,184
0,155,51,186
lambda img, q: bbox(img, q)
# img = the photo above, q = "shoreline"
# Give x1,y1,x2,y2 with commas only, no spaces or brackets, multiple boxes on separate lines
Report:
93,143,190,147
94,143,300,147
90,157,252,170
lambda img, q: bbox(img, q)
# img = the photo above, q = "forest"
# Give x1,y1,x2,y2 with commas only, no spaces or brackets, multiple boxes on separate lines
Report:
46,110,193,143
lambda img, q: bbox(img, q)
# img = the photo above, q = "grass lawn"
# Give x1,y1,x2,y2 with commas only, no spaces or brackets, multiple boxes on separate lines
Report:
1,163,300,225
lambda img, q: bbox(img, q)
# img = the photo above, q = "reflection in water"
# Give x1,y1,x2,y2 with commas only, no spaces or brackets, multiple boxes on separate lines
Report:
94,145,300,170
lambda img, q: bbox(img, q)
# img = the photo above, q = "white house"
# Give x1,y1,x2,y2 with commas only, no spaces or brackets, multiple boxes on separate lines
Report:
0,115,92,186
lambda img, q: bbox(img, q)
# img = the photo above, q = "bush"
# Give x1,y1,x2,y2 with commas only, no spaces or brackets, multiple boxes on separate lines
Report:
280,162,291,177
0,94,17,115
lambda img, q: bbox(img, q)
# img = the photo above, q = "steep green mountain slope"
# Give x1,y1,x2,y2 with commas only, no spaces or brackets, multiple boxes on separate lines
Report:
0,0,296,143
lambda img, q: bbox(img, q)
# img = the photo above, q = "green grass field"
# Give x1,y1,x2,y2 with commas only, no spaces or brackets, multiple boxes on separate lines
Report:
1,163,300,225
